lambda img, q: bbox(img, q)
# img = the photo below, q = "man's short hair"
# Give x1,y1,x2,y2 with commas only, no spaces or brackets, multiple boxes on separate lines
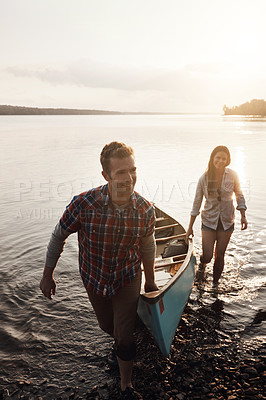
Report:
100,141,135,175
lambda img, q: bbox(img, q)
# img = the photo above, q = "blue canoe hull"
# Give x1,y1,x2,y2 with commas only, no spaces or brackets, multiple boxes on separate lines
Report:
137,207,196,357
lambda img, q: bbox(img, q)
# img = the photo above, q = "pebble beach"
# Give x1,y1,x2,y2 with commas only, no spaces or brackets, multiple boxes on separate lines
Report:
1,301,265,400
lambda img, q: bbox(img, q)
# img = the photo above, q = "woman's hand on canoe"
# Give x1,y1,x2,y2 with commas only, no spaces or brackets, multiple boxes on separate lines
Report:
185,227,194,243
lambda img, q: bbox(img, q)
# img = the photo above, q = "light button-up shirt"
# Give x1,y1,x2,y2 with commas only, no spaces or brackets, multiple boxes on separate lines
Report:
191,168,247,230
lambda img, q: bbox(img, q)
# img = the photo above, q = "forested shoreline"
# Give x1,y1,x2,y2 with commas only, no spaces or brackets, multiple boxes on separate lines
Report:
0,105,178,116
0,105,122,115
1,101,266,116
223,99,266,116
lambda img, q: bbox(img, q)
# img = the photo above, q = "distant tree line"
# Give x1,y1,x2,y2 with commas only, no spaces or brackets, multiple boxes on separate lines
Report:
0,105,122,115
223,99,266,116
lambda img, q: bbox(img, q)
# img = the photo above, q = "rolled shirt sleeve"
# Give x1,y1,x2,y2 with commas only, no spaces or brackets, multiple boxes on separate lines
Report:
140,233,156,260
233,171,247,211
45,195,82,268
190,175,205,217
45,223,71,268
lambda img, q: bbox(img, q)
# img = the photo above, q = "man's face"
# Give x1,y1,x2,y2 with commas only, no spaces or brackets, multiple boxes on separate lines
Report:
102,155,137,205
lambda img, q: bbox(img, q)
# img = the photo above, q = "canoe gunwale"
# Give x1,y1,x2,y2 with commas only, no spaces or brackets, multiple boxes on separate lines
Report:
137,206,196,357
140,238,194,305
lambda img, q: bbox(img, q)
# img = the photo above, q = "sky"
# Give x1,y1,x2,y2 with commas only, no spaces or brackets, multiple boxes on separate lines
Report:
1,0,266,113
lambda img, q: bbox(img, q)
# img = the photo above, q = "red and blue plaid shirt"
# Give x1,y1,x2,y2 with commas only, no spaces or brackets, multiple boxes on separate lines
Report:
60,184,155,297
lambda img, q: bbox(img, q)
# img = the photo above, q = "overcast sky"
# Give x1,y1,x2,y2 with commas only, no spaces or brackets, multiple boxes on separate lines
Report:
1,0,266,113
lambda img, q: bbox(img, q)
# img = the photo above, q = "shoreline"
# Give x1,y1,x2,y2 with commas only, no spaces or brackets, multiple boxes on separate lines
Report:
1,306,265,400
0,105,216,116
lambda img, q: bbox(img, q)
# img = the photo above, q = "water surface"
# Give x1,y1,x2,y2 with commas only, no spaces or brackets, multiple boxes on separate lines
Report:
0,114,265,387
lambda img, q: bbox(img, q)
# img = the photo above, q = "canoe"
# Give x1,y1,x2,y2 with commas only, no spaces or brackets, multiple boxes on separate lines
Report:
137,206,196,357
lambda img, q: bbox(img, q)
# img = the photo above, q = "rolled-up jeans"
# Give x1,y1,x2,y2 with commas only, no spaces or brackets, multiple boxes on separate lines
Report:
86,269,141,361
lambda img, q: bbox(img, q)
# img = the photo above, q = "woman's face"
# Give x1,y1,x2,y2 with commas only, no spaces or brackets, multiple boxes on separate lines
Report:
213,151,228,171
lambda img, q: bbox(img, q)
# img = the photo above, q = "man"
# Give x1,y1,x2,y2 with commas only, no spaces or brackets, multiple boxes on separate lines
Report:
40,142,158,400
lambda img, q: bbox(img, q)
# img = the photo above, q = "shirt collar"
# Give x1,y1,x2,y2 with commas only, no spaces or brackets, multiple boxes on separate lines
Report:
101,184,137,209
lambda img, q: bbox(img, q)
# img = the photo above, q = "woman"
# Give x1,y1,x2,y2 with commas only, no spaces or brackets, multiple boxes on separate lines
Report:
186,145,248,284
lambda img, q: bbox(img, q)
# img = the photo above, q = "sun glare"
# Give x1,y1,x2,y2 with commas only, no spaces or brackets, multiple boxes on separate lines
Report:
233,147,246,186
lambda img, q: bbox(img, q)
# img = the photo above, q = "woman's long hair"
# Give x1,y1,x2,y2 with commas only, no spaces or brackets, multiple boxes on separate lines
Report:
206,145,231,193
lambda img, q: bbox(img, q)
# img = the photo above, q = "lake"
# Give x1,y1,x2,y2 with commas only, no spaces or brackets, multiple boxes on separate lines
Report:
0,114,265,390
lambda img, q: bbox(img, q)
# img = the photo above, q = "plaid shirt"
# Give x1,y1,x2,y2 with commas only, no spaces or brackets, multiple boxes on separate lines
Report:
60,184,155,297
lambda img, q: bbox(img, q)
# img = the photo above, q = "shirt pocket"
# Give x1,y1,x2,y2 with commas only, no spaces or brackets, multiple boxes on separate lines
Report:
123,225,144,247
224,179,234,193
83,223,102,248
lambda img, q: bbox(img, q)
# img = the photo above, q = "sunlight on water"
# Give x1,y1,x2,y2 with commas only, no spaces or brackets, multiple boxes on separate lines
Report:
232,146,246,184
240,130,253,135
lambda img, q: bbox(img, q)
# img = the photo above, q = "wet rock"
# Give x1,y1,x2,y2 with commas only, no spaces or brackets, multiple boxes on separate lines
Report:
9,388,20,397
1,389,9,400
240,373,249,380
244,387,259,396
97,387,109,400
150,381,162,393
244,366,258,375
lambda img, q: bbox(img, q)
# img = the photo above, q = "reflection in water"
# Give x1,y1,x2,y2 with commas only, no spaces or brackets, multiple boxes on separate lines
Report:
251,309,266,325
189,271,226,346
242,307,266,338
195,265,207,284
